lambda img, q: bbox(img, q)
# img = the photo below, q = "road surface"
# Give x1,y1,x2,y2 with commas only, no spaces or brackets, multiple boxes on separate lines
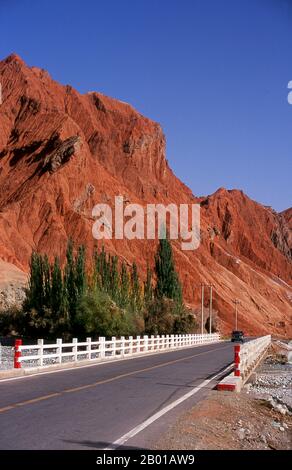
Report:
0,341,234,449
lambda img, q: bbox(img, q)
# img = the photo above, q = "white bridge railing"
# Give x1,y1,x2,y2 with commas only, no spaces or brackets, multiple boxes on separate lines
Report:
234,335,271,380
14,333,220,369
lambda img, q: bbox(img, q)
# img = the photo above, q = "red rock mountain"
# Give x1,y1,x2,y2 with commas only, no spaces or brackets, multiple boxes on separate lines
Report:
0,54,291,336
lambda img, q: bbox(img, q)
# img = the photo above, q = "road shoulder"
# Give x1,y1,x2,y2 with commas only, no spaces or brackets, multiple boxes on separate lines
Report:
154,352,292,450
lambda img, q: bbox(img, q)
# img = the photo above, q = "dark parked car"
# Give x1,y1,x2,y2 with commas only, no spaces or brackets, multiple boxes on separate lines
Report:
231,330,244,343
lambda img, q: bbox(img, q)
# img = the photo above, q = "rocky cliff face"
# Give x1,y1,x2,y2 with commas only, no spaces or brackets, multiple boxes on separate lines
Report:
0,54,291,337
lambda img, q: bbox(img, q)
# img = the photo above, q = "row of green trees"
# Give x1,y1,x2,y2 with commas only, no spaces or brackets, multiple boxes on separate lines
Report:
0,237,196,339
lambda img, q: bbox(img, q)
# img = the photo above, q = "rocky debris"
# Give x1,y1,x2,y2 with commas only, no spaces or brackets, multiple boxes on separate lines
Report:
236,427,246,440
264,353,287,365
273,340,292,364
0,260,27,310
272,210,292,261
221,204,233,241
0,54,291,336
246,353,292,411
73,183,95,214
265,397,291,416
207,226,220,241
0,283,26,310
43,136,80,173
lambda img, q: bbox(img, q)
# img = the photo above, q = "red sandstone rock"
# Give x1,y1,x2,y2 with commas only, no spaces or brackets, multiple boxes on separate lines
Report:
0,54,291,337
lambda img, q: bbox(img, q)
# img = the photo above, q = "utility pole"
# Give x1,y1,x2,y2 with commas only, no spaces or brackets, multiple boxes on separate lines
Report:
233,300,240,330
201,284,204,335
209,284,213,334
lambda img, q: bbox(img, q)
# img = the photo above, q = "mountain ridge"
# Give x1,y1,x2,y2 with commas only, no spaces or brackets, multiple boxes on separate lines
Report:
0,54,291,337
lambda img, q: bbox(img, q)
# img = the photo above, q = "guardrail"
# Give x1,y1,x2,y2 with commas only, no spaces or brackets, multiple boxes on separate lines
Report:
217,335,272,392
14,333,221,369
234,335,271,380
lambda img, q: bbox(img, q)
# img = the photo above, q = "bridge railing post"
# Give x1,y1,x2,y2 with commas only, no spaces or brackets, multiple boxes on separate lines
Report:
234,344,241,377
99,337,106,359
14,339,22,369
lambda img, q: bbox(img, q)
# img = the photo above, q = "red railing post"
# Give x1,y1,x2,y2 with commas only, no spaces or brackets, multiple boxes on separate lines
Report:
14,339,22,369
234,344,241,377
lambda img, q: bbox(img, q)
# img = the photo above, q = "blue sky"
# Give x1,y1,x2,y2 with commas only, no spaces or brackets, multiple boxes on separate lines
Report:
0,0,291,211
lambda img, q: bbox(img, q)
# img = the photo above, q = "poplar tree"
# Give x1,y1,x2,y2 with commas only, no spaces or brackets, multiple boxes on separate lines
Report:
75,245,86,298
25,252,45,313
144,264,153,305
64,239,77,318
109,255,119,302
98,246,110,292
154,237,182,303
51,256,63,319
131,262,142,312
119,262,130,308
43,254,51,308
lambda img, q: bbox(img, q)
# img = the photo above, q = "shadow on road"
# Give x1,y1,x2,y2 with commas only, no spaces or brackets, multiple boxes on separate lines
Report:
62,439,146,450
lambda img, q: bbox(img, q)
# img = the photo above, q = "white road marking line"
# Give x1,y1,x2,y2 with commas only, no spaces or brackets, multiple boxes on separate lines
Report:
104,363,234,450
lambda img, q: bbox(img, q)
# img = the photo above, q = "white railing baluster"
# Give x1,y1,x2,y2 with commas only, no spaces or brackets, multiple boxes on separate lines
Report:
86,337,91,360
121,336,125,357
144,335,148,352
129,336,133,356
99,337,105,359
38,339,44,367
72,338,78,362
56,338,62,364
112,337,116,358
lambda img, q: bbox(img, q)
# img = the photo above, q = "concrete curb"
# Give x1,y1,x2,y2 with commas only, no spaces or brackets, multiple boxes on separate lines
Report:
217,372,242,392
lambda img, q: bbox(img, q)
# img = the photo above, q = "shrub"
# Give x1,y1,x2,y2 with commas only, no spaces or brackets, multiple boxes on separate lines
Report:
74,290,143,338
144,297,196,335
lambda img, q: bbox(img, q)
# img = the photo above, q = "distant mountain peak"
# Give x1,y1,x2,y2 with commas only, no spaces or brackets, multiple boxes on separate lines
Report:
0,54,291,337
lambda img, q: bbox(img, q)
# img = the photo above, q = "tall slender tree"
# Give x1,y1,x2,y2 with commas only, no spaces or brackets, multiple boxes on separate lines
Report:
131,262,142,312
64,239,77,319
75,245,86,298
43,255,51,308
144,264,153,305
154,237,182,303
51,256,63,319
119,262,130,308
109,255,119,302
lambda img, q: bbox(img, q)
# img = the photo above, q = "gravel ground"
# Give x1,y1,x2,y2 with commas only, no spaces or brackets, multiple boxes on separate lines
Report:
246,343,292,410
155,390,292,450
247,363,292,410
0,346,14,370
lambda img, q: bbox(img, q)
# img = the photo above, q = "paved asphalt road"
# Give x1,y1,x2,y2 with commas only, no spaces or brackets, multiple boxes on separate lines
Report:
0,341,234,450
